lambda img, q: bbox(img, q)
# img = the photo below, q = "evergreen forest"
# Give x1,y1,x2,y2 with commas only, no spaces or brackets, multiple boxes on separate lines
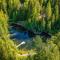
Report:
0,0,60,60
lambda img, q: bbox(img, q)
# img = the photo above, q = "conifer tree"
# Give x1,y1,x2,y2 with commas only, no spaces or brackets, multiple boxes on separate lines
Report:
34,40,60,60
55,3,59,20
39,0,43,6
0,10,9,40
0,10,19,60
46,0,52,19
0,0,7,13
51,14,55,32
6,0,21,21
45,0,52,32
22,0,41,22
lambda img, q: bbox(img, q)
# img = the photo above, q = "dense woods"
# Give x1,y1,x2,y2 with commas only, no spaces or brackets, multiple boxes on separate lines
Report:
0,0,60,60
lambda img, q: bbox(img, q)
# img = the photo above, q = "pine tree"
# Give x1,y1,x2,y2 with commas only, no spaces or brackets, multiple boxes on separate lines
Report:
23,0,41,21
0,0,7,13
34,40,60,60
0,10,9,40
45,0,52,32
0,10,19,60
55,3,59,20
6,0,21,21
51,14,56,32
39,0,43,6
46,0,52,19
